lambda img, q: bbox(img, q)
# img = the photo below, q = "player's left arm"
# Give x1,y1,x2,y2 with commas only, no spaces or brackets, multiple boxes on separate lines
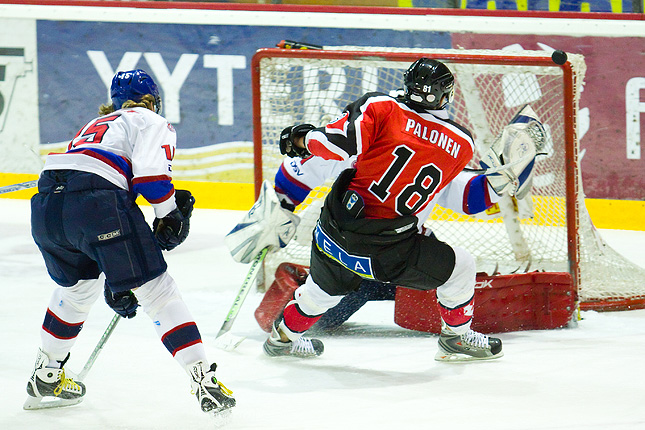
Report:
274,156,353,210
131,118,194,251
131,118,178,218
437,171,501,215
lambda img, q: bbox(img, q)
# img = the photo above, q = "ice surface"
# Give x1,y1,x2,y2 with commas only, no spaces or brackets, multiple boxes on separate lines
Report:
1,198,644,430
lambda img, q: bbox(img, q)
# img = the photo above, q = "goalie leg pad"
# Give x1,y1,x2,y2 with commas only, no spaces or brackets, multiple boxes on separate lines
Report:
254,263,308,332
224,180,300,263
394,272,576,334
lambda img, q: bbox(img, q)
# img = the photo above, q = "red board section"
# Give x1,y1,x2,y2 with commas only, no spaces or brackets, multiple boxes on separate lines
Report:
395,272,576,334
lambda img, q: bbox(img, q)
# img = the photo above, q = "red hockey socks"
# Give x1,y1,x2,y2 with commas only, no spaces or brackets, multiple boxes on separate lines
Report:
281,300,322,338
438,295,474,334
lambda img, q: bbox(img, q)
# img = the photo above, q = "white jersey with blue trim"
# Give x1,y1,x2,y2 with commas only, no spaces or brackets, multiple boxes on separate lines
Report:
42,107,177,218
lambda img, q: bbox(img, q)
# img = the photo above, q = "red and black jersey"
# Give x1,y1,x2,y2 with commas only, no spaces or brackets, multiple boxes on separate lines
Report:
305,92,475,220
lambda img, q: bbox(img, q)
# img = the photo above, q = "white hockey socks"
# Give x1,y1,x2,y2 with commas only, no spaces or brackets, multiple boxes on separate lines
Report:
135,272,207,368
40,279,103,361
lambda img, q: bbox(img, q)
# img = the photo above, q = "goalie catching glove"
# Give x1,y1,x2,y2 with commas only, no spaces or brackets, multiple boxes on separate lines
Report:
479,105,547,199
224,180,300,264
153,189,195,251
279,124,315,158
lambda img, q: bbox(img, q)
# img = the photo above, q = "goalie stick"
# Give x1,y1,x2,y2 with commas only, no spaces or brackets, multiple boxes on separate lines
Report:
463,154,538,175
215,247,269,351
23,314,121,410
0,179,37,195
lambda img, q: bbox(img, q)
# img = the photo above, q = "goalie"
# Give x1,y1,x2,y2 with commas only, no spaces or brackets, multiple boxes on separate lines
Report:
226,59,543,361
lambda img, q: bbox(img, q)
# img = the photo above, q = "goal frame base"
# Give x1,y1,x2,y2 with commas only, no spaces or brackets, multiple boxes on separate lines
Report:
395,271,577,334
255,263,578,334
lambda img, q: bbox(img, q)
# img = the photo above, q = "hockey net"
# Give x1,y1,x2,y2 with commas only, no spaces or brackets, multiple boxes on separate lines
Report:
251,46,645,312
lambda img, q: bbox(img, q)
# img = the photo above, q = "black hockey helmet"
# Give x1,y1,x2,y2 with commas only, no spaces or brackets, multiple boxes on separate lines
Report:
403,58,454,110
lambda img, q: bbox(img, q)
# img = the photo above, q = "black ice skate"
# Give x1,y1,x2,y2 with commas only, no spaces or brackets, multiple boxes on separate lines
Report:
263,323,324,358
435,328,503,362
24,348,86,410
187,361,236,415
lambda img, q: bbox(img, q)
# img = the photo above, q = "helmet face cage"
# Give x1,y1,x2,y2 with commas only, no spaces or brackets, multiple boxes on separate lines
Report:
110,69,162,115
403,58,455,110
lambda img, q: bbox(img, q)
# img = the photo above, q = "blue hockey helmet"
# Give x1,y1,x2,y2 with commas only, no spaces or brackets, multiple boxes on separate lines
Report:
403,58,454,110
110,69,162,114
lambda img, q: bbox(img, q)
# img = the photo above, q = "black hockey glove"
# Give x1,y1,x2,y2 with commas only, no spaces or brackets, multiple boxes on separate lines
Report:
279,124,315,158
104,285,138,319
175,189,195,218
153,189,195,251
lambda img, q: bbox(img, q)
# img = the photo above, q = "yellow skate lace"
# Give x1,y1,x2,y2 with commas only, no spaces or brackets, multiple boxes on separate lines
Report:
53,369,83,396
216,380,234,396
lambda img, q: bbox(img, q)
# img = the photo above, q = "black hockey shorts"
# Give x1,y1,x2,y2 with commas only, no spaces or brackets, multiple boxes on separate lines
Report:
309,169,456,297
311,222,456,297
31,170,167,293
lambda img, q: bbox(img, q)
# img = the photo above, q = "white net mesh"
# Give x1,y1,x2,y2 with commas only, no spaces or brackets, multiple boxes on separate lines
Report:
254,47,645,310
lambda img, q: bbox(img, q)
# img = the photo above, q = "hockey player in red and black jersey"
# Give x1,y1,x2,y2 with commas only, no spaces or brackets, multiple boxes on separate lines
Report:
263,58,508,361
268,151,501,333
25,70,235,414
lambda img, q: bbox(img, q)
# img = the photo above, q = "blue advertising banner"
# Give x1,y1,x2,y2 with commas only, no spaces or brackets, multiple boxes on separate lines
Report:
31,17,645,200
37,21,450,150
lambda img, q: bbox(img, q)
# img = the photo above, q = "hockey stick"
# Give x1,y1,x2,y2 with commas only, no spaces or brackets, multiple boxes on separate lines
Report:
77,313,121,381
23,313,121,410
215,247,269,351
0,179,38,194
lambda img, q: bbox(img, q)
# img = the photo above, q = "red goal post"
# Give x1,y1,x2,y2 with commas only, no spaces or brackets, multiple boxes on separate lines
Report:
251,46,645,312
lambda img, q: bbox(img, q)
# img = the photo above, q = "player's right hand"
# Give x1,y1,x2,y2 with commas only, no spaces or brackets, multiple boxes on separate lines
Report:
279,124,315,158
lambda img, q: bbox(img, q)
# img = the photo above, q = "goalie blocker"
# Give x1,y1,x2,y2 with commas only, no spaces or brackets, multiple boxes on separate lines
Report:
225,180,300,264
255,263,576,334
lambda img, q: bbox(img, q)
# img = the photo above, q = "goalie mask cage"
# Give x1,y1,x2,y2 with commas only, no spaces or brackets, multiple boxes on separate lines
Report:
251,46,645,312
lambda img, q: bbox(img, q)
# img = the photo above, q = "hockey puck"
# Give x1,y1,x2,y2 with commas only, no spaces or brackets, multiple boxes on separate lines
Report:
551,50,568,65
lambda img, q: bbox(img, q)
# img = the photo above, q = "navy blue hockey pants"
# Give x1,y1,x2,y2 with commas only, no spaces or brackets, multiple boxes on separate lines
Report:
31,170,167,293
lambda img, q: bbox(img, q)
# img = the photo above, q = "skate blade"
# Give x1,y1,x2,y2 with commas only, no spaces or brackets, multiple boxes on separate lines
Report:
23,395,84,410
214,332,246,351
208,405,234,428
434,350,504,362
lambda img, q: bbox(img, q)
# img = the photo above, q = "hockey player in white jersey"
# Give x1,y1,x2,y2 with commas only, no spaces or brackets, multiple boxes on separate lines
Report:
25,70,235,414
